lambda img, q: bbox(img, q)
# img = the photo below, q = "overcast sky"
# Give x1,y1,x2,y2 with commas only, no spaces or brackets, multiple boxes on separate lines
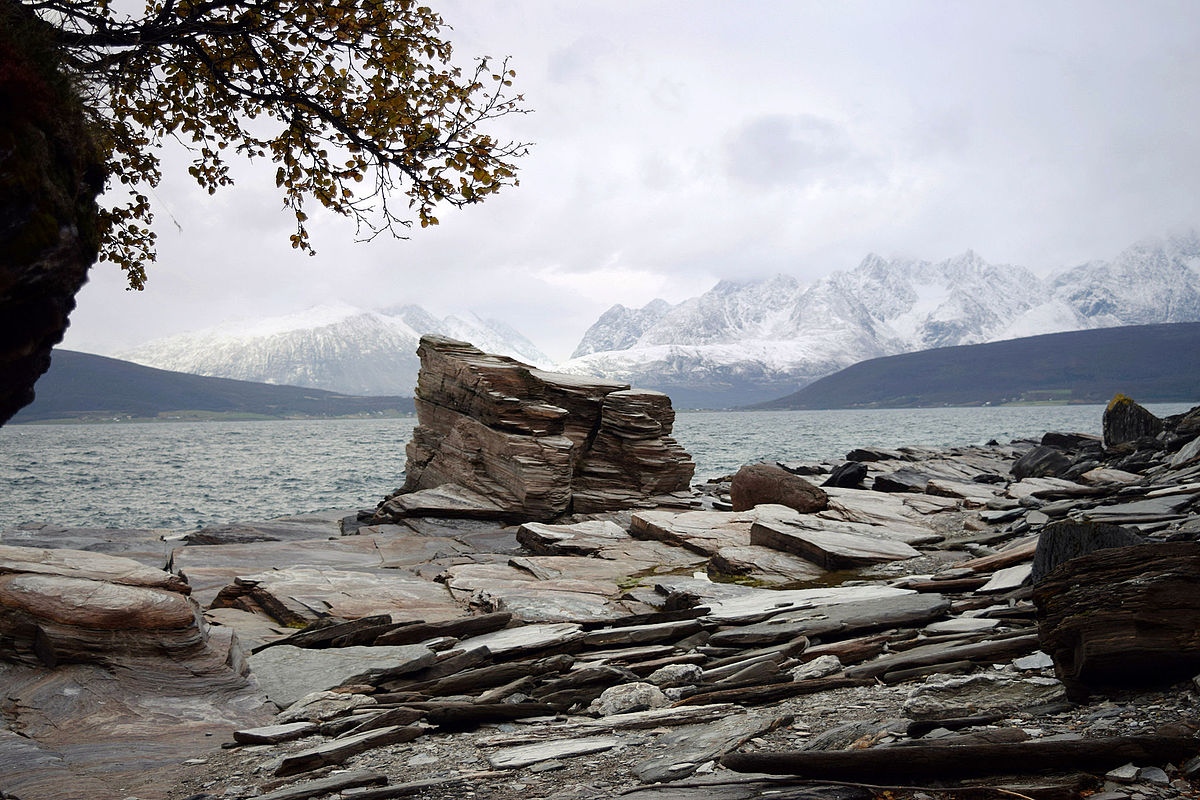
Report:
61,0,1200,362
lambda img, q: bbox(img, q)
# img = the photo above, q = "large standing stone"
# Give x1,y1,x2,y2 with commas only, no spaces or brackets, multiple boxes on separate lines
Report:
1034,541,1200,699
730,463,828,513
1102,394,1163,449
381,337,694,521
1030,521,1144,585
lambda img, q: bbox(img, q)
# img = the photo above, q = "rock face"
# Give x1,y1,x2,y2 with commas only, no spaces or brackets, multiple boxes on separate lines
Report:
381,336,694,520
1102,394,1163,449
730,463,828,513
0,546,272,799
1034,542,1200,700
0,7,104,426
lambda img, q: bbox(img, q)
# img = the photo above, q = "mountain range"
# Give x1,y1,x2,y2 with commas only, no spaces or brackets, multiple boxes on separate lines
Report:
555,232,1200,407
11,350,413,422
120,303,549,397
754,322,1200,409
113,231,1200,409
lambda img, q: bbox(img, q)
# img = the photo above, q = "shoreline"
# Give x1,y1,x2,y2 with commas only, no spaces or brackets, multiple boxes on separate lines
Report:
1,399,1198,799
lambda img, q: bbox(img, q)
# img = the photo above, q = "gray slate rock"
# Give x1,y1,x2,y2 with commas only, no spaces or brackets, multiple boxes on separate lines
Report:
633,712,792,783
1031,521,1145,584
1011,446,1072,480
248,644,434,707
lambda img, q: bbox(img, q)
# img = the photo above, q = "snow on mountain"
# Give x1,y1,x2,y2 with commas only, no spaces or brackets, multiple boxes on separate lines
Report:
120,304,550,396
558,232,1200,408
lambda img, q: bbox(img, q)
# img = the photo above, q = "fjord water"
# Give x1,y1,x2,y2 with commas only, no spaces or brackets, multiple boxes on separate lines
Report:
1,404,1192,532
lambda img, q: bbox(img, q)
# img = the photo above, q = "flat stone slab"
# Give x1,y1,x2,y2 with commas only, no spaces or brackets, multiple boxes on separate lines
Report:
184,514,342,545
0,526,173,570
486,734,623,769
709,545,827,585
516,521,630,555
700,585,920,625
630,509,758,555
822,488,949,534
902,673,1067,720
1080,496,1193,523
275,724,423,776
750,516,921,570
633,712,791,783
247,644,435,707
707,592,950,647
203,607,292,651
232,721,317,745
977,563,1033,594
383,484,508,519
210,566,461,626
459,622,584,657
926,617,1002,635
0,544,187,592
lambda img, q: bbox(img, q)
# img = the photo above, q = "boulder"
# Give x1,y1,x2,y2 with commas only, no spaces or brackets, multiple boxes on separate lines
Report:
1030,521,1145,585
1033,541,1200,699
1102,394,1163,449
588,682,669,716
1011,446,1072,480
381,337,694,521
730,463,828,513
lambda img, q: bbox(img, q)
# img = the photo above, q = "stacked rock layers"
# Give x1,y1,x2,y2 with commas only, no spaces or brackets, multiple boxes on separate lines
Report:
398,336,695,519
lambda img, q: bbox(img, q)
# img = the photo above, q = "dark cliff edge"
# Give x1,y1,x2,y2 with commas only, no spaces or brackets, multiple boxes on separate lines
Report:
0,3,104,425
10,350,414,422
753,322,1200,410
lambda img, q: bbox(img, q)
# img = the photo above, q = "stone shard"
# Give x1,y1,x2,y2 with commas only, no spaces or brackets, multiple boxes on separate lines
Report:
1034,541,1200,700
730,463,828,513
381,336,694,521
750,514,921,569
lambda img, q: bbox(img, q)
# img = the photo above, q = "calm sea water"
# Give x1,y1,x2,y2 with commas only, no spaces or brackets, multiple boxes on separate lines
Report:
1,404,1192,532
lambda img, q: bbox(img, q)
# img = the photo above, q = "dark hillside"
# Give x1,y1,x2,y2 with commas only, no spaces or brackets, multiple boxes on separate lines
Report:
10,350,414,421
754,323,1200,410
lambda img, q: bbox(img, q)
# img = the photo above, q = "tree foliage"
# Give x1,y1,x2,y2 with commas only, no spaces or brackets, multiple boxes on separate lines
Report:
19,0,529,289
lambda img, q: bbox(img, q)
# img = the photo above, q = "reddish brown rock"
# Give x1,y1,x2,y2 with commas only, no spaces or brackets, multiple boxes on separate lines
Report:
730,463,828,513
380,336,694,521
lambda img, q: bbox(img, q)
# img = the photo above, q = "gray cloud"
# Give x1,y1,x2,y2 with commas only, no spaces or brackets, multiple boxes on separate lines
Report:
60,0,1200,363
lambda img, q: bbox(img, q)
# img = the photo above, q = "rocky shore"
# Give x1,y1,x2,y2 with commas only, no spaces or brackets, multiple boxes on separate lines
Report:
2,358,1200,799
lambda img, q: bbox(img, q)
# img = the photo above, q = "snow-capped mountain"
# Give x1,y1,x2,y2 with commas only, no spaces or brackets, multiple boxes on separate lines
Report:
120,303,549,396
557,232,1200,408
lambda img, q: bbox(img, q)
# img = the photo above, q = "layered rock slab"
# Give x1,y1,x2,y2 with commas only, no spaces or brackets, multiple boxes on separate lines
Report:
381,336,695,521
0,546,271,799
1033,541,1200,699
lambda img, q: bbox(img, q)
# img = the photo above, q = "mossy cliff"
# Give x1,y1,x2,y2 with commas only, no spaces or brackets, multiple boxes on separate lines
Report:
0,0,104,425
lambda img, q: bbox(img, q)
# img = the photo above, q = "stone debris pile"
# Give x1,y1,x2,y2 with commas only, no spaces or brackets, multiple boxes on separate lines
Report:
0,395,1198,800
